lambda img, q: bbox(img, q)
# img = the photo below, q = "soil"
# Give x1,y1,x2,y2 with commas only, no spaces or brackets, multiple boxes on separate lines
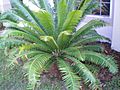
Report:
98,42,120,88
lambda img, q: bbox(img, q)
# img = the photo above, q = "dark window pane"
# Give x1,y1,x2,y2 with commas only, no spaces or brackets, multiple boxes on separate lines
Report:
92,6,100,15
102,0,110,2
101,3,110,16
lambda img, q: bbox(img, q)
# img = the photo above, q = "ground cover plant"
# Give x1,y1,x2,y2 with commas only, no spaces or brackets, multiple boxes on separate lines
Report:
0,0,118,90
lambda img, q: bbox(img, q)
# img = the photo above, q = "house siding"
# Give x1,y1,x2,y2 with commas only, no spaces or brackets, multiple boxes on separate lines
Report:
111,0,120,52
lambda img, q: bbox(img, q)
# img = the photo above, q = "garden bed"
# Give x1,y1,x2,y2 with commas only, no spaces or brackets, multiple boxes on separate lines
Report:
99,42,120,90
0,42,120,90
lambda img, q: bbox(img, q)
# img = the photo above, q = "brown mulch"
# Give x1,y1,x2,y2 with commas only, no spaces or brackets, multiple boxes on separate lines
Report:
103,42,120,71
98,42,120,88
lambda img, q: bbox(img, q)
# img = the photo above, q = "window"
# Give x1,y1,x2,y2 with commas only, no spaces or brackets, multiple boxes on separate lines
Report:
93,0,111,16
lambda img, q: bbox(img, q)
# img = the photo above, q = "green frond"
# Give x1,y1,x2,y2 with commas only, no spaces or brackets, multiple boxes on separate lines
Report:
71,19,107,41
4,30,41,43
19,44,51,54
0,38,26,49
10,0,46,31
24,53,51,89
72,35,110,46
6,25,42,39
62,10,83,31
63,46,85,61
12,8,31,21
85,64,100,75
80,44,104,52
77,0,99,16
30,0,53,13
34,9,55,36
77,0,92,11
83,0,99,15
81,51,118,74
65,55,98,89
58,58,80,90
0,11,19,23
17,21,46,36
57,0,68,33
57,30,72,49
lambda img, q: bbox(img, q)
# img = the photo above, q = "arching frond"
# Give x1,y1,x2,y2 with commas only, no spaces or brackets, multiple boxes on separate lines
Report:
72,35,107,46
80,44,104,52
57,0,68,33
4,30,41,44
71,19,107,41
63,46,85,61
77,0,99,16
10,0,45,31
0,11,19,23
62,10,83,31
19,44,51,54
29,0,53,13
77,0,92,11
0,38,26,49
24,53,51,89
65,55,98,89
17,21,46,36
58,58,80,90
81,51,118,73
34,10,55,36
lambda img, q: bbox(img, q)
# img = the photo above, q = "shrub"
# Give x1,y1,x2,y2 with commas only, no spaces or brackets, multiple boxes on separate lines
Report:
0,0,118,90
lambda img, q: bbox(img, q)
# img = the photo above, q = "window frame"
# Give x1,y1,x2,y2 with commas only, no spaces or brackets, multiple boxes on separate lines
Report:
91,0,112,18
85,0,113,24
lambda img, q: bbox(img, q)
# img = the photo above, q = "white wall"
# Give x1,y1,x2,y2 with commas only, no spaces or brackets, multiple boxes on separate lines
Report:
111,0,120,52
77,15,113,40
0,0,3,12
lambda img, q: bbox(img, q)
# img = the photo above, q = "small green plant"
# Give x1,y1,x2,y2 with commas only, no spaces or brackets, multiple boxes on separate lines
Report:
0,0,118,90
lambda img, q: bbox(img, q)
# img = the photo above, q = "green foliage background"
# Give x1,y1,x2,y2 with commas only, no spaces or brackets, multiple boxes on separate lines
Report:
0,49,28,90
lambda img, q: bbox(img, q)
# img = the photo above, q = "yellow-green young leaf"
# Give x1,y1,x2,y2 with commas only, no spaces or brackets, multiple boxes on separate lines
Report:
62,10,83,31
40,36,59,50
57,0,68,33
34,9,55,36
57,31,72,49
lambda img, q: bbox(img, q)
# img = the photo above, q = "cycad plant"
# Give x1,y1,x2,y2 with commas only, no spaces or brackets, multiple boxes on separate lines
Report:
0,0,118,90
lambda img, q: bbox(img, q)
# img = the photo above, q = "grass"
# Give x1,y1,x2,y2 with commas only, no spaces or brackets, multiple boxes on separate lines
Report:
0,49,28,90
0,49,63,90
